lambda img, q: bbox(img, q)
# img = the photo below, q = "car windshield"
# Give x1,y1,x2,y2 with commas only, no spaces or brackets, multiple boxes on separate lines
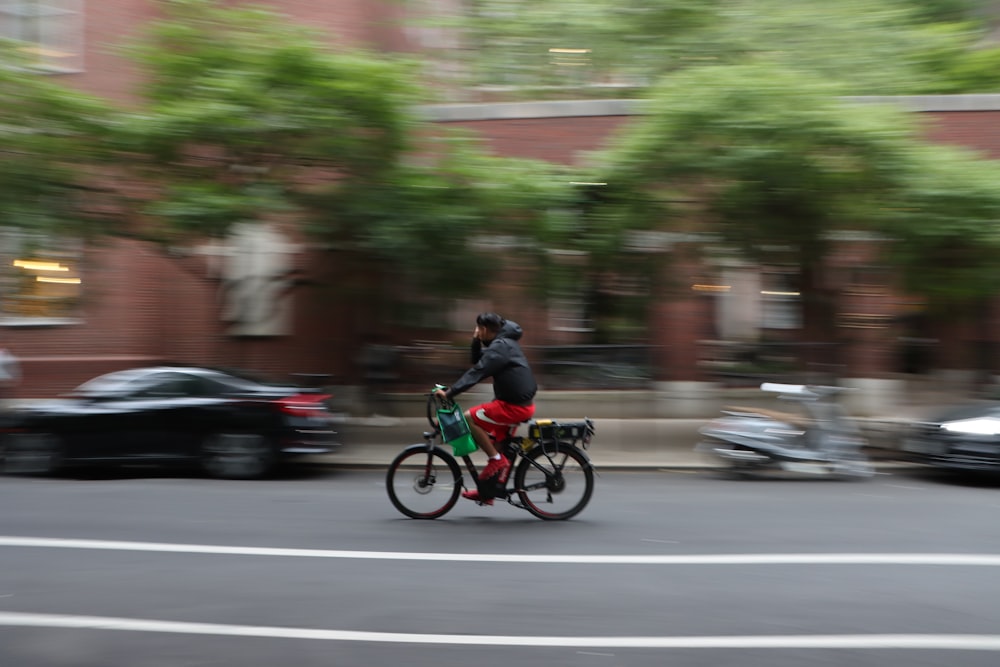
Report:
207,366,291,387
71,367,292,399
72,369,162,397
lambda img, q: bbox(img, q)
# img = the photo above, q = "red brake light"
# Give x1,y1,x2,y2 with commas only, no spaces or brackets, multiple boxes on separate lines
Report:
276,393,330,417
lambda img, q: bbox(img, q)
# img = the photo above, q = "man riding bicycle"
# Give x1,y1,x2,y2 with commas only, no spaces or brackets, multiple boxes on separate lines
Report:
434,312,537,505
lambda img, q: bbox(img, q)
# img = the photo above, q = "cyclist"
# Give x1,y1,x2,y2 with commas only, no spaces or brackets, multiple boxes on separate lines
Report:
434,312,537,505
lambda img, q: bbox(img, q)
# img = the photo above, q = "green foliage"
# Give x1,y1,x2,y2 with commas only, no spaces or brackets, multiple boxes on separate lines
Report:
591,62,1000,332
300,131,578,296
145,182,294,237
911,22,1000,93
674,0,985,96
409,0,719,94
599,65,917,266
6,0,1000,337
877,143,1000,306
906,0,988,23
408,0,1000,98
115,1,583,312
0,41,117,236
117,0,421,242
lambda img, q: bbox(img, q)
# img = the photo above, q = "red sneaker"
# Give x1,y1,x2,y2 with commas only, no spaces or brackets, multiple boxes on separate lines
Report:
461,489,493,506
480,456,511,483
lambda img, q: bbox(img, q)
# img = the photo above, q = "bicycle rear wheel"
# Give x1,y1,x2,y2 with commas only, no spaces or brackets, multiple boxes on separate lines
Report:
386,444,462,519
514,442,594,520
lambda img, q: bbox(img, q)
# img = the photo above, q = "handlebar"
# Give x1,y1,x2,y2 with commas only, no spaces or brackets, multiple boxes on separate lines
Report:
426,385,456,431
429,384,454,404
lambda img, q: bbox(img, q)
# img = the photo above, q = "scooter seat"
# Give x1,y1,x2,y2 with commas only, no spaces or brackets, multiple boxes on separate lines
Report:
723,406,813,429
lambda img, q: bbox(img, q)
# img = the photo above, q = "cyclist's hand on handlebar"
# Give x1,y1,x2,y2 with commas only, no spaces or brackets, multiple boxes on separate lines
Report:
433,388,448,401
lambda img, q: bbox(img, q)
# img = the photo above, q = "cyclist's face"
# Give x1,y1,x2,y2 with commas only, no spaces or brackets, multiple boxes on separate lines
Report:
475,324,496,343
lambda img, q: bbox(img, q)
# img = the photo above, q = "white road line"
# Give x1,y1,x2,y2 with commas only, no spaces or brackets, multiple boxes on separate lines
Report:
0,612,999,650
3,536,1000,566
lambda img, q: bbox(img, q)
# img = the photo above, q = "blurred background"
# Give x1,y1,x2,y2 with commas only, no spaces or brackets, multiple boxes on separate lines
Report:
4,0,1000,411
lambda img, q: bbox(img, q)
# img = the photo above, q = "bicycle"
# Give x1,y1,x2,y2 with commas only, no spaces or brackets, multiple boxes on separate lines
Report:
385,388,596,520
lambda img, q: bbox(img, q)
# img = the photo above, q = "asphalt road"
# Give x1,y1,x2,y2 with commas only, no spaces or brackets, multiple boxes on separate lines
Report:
3,466,1000,666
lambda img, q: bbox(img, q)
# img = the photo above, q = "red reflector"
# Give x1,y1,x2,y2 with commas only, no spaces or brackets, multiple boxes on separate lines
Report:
276,394,330,417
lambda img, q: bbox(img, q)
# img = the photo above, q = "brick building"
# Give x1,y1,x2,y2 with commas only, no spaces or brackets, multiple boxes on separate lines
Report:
4,2,1000,397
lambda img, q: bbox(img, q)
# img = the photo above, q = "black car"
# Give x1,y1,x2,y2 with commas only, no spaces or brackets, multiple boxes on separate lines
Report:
0,366,340,479
901,402,1000,474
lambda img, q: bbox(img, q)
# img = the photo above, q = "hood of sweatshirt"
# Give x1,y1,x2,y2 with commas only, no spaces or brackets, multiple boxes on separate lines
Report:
493,319,523,343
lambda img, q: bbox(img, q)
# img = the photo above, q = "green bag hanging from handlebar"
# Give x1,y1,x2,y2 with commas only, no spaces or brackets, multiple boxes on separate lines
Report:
438,401,478,457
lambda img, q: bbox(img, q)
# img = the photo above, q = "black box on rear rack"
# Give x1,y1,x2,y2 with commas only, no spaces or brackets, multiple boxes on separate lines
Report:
528,419,595,448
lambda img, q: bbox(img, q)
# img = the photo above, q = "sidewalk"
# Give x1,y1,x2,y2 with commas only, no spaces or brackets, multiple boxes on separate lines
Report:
310,415,918,471
308,379,969,471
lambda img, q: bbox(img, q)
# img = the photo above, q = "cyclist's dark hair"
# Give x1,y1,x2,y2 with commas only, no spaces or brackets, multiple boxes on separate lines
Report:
476,312,505,334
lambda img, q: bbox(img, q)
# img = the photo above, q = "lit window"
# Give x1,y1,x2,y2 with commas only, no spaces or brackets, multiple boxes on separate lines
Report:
0,228,82,323
0,0,84,73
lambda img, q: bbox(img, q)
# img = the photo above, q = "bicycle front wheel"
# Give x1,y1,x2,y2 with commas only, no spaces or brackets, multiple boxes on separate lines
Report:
514,442,594,520
386,444,462,519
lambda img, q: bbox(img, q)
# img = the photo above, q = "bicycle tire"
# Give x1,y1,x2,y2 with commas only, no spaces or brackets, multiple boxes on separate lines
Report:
386,444,462,519
514,442,594,520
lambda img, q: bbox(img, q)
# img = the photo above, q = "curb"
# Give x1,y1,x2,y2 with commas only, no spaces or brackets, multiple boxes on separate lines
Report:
303,452,926,474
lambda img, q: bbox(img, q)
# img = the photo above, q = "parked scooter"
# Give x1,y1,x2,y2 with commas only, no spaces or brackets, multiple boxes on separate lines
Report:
696,382,874,478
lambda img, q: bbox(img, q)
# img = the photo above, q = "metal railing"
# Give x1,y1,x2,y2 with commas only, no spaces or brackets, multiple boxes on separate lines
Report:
528,344,654,390
698,340,845,387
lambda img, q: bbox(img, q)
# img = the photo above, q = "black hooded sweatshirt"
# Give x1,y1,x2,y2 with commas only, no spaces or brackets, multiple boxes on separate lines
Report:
445,319,537,406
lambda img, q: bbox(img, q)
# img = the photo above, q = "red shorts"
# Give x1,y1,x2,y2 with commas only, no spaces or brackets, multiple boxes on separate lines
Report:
467,399,535,443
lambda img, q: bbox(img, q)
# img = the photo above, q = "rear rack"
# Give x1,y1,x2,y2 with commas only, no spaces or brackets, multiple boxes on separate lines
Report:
527,418,595,449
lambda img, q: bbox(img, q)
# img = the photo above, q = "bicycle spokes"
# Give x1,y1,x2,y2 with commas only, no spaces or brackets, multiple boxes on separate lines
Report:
386,446,462,519
514,443,594,520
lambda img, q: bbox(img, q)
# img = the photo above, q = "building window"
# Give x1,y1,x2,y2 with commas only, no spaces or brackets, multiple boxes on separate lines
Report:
546,249,594,333
760,270,801,330
847,265,890,295
548,293,593,333
0,0,84,73
0,228,82,323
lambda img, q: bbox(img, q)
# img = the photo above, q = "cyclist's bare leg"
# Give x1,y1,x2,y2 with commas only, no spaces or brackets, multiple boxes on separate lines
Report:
467,417,499,458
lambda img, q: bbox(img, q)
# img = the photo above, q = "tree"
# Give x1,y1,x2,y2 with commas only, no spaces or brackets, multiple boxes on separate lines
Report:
0,0,583,331
669,0,1000,96
407,0,1000,99
117,0,420,241
591,63,1000,371
0,42,117,237
300,130,579,301
117,0,579,322
408,0,720,96
878,142,1000,307
873,141,1000,370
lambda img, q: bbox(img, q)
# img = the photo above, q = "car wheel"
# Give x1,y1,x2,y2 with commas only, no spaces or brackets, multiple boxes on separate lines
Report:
2,432,64,476
200,433,276,480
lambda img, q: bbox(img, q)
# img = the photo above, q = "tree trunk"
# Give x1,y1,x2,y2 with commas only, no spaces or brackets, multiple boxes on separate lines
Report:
798,263,843,380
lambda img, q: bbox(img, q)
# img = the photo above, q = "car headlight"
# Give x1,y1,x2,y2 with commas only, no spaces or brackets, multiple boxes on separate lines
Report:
941,418,1000,436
